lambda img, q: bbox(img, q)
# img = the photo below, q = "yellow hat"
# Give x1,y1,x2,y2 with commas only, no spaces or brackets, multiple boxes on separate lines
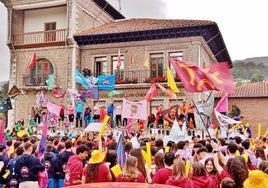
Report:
244,170,268,188
88,150,105,164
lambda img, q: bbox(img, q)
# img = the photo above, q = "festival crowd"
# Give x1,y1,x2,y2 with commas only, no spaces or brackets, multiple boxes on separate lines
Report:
0,100,268,188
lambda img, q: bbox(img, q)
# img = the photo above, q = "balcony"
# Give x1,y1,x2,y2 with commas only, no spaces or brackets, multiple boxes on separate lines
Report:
21,73,58,91
92,69,181,84
13,29,67,48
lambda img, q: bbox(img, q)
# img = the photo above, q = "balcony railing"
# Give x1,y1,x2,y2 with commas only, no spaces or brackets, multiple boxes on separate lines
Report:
91,69,181,84
21,70,180,87
13,29,66,46
22,74,58,87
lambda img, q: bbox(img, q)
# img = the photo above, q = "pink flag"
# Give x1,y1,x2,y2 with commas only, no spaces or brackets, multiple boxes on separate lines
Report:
122,98,147,120
46,102,61,117
0,119,6,144
145,83,157,102
125,118,134,134
215,93,230,113
27,52,37,70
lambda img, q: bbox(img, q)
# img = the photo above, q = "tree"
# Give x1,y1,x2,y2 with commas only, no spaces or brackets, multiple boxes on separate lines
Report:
250,70,265,83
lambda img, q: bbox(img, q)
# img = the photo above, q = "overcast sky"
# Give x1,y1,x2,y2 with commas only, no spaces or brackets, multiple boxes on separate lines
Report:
1,0,267,82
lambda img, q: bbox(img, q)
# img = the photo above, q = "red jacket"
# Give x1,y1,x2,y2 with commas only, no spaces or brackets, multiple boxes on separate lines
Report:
64,155,83,186
165,176,192,188
191,175,217,188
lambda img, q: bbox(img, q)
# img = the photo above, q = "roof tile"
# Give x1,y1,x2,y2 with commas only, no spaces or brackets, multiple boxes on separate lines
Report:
215,81,268,98
74,18,215,36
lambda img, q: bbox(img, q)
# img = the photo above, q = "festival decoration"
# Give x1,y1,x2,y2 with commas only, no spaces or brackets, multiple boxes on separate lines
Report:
169,58,235,93
167,67,180,93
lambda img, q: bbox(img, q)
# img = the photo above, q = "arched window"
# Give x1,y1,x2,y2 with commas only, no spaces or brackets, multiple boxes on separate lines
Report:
30,58,54,86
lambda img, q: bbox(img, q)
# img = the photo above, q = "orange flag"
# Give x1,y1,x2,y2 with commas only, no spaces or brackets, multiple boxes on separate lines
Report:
143,46,149,68
129,48,135,66
169,58,235,93
27,52,37,70
116,48,121,69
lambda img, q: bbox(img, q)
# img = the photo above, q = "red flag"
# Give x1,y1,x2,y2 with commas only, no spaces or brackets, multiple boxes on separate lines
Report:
145,83,157,102
51,88,66,98
116,48,121,69
169,58,235,93
27,52,37,70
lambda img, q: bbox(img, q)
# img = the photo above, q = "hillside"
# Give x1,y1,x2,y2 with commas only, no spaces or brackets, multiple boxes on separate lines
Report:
231,56,268,81
233,56,268,64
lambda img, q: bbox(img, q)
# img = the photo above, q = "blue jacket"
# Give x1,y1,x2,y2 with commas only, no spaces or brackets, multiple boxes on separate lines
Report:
14,154,45,182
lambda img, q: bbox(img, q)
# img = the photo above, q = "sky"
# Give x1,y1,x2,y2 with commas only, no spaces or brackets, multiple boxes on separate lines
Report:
1,0,267,82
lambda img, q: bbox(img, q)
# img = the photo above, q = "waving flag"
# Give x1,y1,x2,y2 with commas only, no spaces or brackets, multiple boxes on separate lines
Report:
215,93,230,113
0,97,12,111
129,48,135,66
8,85,21,98
46,102,61,117
51,88,66,98
116,134,126,168
157,84,177,99
0,119,5,144
38,114,48,157
27,52,37,70
46,74,55,90
167,67,180,93
116,48,121,69
122,98,147,120
169,58,235,93
75,69,92,89
98,75,115,91
198,91,215,117
36,91,47,105
145,83,157,102
108,90,122,98
80,86,99,102
214,109,240,127
143,46,149,68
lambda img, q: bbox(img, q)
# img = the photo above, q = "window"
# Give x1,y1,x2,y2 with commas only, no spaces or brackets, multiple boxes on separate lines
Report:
44,22,56,42
29,58,54,86
150,53,163,78
169,51,183,79
112,55,124,79
95,56,107,77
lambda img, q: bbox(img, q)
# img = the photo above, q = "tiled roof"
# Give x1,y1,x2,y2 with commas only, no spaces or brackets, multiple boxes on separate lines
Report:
75,18,215,36
215,81,268,98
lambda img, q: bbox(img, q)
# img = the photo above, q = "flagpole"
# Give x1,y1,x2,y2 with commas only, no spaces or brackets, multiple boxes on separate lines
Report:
186,93,212,139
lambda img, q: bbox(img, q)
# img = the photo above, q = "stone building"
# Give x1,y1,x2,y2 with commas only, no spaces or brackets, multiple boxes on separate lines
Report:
1,0,232,129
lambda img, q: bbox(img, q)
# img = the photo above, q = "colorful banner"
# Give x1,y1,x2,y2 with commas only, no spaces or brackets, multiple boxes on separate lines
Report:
75,69,92,90
169,58,235,93
122,98,147,120
98,75,115,91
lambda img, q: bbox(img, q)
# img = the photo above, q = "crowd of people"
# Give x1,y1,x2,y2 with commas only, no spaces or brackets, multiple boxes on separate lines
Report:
1,120,268,188
0,99,268,188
